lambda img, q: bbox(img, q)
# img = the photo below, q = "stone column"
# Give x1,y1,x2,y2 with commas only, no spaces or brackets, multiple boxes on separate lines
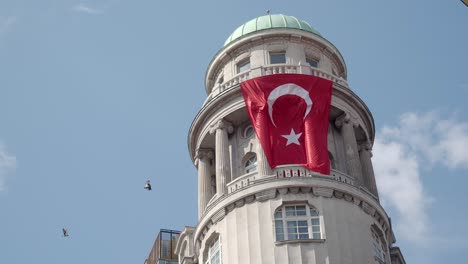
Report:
335,113,363,185
256,140,272,177
359,142,379,198
195,148,213,219
210,119,233,197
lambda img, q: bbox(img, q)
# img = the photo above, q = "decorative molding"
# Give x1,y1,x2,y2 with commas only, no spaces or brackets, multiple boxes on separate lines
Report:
211,208,226,224
344,194,353,202
209,119,234,134
335,113,358,129
194,148,214,166
255,189,277,202
313,187,334,198
362,201,376,216
289,187,300,194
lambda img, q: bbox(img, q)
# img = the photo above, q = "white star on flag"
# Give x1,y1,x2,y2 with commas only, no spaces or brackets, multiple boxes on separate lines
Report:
281,129,302,146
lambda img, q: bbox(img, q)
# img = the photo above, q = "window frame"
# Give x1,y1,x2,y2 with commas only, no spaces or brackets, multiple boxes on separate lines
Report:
274,203,324,242
205,236,222,264
371,228,387,263
244,153,258,174
269,52,286,64
306,57,319,68
236,58,251,73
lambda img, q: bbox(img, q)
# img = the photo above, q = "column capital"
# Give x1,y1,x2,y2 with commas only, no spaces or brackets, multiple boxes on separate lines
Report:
335,113,358,128
359,142,373,157
195,148,214,166
209,119,234,134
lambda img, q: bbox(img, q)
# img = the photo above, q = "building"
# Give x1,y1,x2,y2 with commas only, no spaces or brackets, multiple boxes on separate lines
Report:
171,14,406,264
145,229,180,264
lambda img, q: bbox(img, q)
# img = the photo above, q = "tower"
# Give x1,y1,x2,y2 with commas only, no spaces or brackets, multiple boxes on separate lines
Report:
175,14,405,264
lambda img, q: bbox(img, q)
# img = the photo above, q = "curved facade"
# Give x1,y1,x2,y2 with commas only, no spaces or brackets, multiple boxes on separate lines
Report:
176,14,405,264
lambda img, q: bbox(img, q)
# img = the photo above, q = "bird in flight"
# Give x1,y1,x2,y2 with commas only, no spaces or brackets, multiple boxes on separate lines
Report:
144,180,152,191
62,228,69,237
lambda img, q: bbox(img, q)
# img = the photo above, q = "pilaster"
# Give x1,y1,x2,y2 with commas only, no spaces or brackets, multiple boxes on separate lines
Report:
195,148,214,219
210,119,233,197
359,142,379,198
335,113,363,185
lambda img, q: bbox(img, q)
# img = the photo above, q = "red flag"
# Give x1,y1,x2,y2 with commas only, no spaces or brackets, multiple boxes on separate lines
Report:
240,74,332,175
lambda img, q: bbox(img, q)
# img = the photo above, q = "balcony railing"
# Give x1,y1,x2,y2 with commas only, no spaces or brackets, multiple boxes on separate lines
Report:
208,64,348,104
226,166,354,194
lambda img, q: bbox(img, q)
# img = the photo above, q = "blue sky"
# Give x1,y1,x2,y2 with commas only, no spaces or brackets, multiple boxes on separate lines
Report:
1,1,467,263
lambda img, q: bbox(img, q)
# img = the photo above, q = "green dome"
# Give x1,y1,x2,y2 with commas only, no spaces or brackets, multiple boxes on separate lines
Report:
224,14,321,46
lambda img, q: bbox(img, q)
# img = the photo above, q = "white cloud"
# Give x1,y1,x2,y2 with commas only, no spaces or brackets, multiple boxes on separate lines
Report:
0,143,17,193
373,111,468,244
0,16,17,36
373,139,429,243
73,3,102,14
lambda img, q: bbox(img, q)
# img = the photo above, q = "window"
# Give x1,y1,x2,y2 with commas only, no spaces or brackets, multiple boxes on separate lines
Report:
237,59,250,73
244,154,257,174
274,204,322,241
306,58,318,67
372,228,387,263
243,125,254,138
205,236,221,264
270,52,286,64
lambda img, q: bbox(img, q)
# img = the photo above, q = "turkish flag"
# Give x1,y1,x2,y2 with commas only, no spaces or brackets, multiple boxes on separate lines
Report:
240,74,332,175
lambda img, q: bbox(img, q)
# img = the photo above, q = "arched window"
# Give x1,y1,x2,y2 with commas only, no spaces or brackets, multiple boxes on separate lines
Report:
205,236,221,264
371,226,387,263
244,154,257,174
274,204,322,241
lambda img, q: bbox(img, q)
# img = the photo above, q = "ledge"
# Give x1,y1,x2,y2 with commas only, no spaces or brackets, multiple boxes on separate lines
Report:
275,238,326,245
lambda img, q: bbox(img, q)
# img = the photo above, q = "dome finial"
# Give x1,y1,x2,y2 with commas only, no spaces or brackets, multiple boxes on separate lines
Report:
266,9,270,15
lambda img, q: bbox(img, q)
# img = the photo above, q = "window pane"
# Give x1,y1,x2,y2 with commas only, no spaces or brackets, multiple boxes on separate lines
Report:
296,206,306,216
287,221,297,227
288,233,298,240
312,233,321,239
311,219,320,226
285,206,296,217
270,53,286,64
298,220,308,227
310,209,319,216
295,205,306,211
274,210,282,219
306,58,318,67
276,233,284,241
299,234,309,239
312,226,320,232
237,60,250,73
298,227,308,233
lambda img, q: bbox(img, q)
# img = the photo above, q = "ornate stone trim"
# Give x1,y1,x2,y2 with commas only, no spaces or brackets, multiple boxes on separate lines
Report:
194,180,393,254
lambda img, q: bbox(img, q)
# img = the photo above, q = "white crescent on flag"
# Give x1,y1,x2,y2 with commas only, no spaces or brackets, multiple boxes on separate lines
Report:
267,83,313,127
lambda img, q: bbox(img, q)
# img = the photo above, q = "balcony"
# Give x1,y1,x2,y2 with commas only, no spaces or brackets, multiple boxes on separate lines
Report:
207,64,348,105
226,166,354,194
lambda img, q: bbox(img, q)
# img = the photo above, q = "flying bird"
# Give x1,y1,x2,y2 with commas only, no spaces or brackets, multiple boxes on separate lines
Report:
62,228,69,237
144,180,152,191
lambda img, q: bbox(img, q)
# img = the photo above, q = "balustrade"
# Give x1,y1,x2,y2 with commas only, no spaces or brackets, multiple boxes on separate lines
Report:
226,166,355,194
207,65,348,106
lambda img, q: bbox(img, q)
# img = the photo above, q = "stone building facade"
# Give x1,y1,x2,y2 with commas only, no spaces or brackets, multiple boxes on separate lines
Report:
174,14,405,264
